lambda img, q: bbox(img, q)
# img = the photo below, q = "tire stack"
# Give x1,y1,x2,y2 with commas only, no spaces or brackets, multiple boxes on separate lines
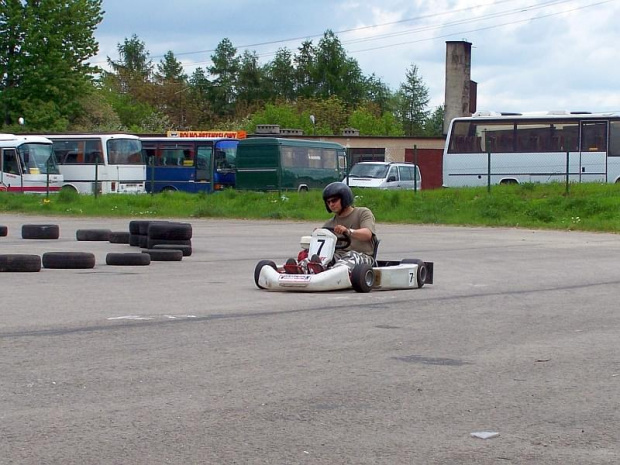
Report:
146,221,192,257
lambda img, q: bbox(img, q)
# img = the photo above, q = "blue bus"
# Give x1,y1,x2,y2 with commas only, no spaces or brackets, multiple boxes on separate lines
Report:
141,137,238,193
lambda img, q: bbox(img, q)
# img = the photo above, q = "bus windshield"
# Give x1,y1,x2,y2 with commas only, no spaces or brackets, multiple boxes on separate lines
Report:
214,141,237,173
348,163,390,179
107,139,143,165
18,143,60,174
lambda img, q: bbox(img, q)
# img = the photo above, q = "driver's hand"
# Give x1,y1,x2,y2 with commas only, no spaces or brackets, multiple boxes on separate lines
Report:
334,225,348,235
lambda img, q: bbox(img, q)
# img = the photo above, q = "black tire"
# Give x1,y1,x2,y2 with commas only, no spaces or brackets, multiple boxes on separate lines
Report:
152,243,192,256
254,260,277,289
147,222,192,240
76,229,112,241
42,252,96,269
129,220,157,236
401,258,427,288
351,263,374,293
147,238,191,250
109,231,131,244
22,224,60,240
0,225,7,237
129,234,142,247
0,254,41,272
138,235,149,248
129,220,149,235
106,252,151,266
142,249,183,261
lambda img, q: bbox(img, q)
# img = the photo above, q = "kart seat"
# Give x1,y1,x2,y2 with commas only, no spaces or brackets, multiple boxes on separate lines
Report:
371,236,380,265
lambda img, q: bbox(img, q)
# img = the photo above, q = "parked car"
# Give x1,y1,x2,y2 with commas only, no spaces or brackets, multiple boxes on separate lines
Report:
344,162,421,190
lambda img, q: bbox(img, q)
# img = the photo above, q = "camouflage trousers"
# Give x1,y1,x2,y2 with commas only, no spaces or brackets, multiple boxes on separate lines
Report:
332,250,374,270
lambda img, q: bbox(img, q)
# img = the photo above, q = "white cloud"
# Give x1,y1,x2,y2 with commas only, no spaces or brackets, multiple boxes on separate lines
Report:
94,0,620,113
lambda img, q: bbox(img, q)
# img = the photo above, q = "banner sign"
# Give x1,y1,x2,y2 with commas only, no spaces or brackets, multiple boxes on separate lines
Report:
167,130,247,139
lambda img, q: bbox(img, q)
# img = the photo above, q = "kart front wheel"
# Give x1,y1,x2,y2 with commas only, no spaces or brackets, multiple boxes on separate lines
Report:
254,260,277,289
351,263,374,293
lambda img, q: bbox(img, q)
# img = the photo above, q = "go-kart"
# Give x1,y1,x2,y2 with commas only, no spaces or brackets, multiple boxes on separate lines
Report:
254,228,433,293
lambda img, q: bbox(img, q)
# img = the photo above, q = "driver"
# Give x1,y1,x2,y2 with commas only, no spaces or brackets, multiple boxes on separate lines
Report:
321,182,376,269
285,182,377,274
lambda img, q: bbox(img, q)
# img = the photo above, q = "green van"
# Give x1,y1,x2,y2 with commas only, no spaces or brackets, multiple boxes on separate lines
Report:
235,138,348,191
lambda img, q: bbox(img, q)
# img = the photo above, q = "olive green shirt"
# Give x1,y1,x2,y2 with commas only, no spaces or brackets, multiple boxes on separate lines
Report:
323,206,376,256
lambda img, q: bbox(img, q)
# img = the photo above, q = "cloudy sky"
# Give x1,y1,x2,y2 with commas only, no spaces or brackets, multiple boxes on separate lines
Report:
92,0,620,114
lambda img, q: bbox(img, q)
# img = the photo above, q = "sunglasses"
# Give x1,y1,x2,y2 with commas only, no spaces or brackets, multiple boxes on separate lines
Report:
326,197,340,204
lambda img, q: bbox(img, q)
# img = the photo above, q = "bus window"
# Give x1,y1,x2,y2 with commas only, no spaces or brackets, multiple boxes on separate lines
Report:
323,149,337,169
3,149,21,175
196,146,212,182
609,121,620,156
581,121,607,152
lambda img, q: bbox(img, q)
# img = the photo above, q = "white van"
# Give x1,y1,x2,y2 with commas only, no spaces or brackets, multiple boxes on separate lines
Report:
344,162,421,190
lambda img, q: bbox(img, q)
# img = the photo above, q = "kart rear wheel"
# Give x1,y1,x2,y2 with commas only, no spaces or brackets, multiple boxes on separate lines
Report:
351,263,374,293
254,260,277,289
402,258,427,288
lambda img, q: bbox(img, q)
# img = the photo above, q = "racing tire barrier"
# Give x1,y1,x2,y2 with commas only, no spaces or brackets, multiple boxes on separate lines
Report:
151,243,192,257
22,224,60,240
0,254,41,272
147,222,192,240
254,260,277,289
401,259,427,288
129,234,141,247
109,231,131,244
42,252,96,269
129,220,152,236
0,225,7,237
351,263,375,293
76,229,112,241
106,252,151,266
141,249,183,261
147,238,191,250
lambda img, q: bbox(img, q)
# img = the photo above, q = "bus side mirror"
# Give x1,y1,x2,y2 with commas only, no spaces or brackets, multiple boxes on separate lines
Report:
387,175,397,182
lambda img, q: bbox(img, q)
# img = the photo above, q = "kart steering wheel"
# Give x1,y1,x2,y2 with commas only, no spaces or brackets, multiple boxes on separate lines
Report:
324,227,351,250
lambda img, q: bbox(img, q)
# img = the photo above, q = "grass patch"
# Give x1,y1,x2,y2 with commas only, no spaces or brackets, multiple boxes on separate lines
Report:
2,183,620,233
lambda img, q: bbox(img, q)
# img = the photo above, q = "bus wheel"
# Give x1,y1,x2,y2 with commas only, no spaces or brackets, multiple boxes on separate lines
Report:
298,185,309,193
351,263,374,293
0,225,7,237
42,252,95,269
0,254,41,272
106,252,151,266
61,185,78,193
22,224,60,240
76,229,112,241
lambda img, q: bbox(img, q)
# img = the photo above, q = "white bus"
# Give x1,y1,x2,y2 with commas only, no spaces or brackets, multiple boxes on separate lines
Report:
443,111,620,187
0,134,62,193
47,134,145,194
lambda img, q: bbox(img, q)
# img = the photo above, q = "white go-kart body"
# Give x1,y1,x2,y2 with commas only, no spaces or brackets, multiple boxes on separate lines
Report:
254,228,433,293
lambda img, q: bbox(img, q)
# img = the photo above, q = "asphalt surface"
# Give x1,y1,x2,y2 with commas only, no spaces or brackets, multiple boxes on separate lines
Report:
1,214,619,464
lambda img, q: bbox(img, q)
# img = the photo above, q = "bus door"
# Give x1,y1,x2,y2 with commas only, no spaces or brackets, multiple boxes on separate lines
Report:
195,145,213,192
1,148,22,190
578,121,607,183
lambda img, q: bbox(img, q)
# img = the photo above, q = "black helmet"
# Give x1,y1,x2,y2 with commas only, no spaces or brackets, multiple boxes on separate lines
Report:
322,182,354,213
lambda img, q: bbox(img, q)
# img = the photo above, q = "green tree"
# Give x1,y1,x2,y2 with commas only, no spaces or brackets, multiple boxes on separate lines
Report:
293,40,315,99
313,30,366,106
348,105,404,136
208,38,239,117
424,105,445,136
0,0,103,129
236,50,265,107
394,64,430,136
264,47,295,102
